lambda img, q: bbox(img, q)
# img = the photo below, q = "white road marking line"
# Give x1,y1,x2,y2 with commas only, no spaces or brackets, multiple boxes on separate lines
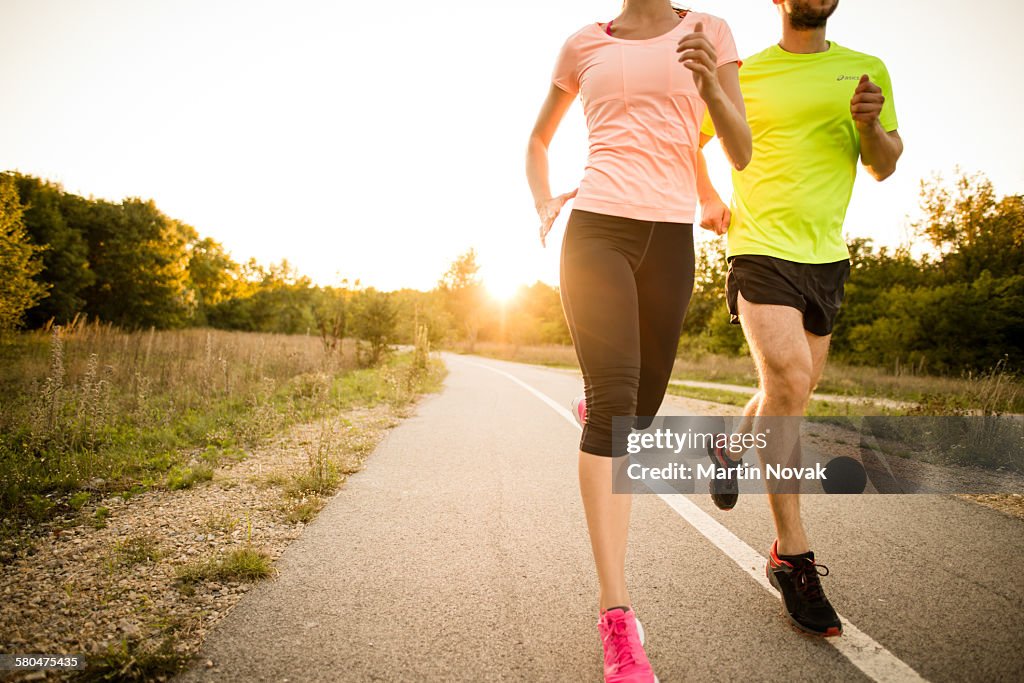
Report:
466,357,929,683
468,360,580,429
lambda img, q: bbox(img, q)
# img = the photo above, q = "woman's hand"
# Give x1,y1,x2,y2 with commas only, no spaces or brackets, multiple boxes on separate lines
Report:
537,189,578,247
700,195,731,236
676,22,721,104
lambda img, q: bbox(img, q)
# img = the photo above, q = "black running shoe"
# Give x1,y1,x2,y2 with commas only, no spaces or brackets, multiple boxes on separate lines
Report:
765,540,843,637
707,442,740,511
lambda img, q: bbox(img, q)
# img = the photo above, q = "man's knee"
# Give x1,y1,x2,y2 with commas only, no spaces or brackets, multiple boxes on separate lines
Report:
761,360,812,408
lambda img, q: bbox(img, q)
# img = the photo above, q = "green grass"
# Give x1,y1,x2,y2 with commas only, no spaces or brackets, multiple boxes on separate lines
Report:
282,496,326,524
91,506,110,529
666,384,750,408
107,534,164,569
286,462,341,498
166,464,213,490
69,491,91,510
666,384,903,417
175,546,274,588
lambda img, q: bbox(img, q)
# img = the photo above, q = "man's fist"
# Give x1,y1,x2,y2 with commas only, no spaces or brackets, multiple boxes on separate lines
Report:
850,74,885,131
700,196,731,236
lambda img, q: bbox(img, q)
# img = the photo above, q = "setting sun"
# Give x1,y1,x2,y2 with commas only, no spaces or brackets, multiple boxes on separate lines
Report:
482,264,526,304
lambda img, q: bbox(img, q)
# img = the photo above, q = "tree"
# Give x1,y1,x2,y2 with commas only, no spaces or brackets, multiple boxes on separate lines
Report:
350,288,397,366
205,259,318,334
74,197,194,328
0,174,49,330
391,287,452,346
13,174,94,326
187,236,240,325
313,285,349,355
831,238,932,356
916,169,997,255
438,249,486,350
916,170,1024,283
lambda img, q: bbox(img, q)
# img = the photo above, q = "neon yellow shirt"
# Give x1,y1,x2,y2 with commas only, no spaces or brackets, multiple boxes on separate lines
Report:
703,42,898,263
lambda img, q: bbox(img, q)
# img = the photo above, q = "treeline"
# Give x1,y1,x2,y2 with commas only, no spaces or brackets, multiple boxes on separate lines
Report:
0,172,560,363
1,170,1020,374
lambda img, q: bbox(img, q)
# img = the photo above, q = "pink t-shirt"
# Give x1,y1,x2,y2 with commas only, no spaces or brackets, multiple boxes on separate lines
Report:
552,12,739,223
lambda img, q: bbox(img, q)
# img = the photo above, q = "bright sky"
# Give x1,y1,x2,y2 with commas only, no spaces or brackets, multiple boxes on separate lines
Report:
1,0,1022,297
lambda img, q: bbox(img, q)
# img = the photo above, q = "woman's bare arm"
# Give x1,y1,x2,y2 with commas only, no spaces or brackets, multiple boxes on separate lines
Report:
704,62,751,171
527,84,579,246
677,23,751,170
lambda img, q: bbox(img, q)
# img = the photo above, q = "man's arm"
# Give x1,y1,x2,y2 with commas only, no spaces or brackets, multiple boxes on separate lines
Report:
697,133,731,235
859,125,903,182
851,74,903,181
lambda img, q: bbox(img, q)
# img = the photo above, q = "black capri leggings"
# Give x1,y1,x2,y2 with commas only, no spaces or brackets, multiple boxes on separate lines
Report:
560,209,695,457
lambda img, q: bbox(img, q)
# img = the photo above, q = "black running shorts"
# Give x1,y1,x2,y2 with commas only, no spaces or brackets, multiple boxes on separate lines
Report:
726,255,851,337
560,209,695,457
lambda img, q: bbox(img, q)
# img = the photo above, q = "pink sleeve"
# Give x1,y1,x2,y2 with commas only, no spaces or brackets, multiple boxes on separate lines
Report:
711,17,740,68
551,34,580,95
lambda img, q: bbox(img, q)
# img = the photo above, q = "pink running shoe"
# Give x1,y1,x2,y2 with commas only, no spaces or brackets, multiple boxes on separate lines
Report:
598,608,657,683
572,395,587,428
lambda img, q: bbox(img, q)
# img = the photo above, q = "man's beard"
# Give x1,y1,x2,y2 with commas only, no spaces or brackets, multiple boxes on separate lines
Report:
786,0,839,30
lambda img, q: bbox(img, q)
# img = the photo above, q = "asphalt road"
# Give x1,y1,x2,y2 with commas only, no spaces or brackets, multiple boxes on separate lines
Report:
176,353,1024,682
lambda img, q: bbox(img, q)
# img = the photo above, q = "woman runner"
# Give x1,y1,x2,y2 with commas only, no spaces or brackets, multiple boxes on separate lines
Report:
525,2,750,681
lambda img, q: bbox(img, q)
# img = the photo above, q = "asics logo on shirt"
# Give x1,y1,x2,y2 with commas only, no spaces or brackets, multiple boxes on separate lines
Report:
836,74,860,81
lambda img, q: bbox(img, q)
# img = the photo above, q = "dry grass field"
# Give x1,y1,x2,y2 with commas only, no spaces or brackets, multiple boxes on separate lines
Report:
0,319,443,543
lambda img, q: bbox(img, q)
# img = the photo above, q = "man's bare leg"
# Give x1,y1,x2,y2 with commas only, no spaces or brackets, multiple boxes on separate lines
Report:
736,294,817,555
736,297,844,635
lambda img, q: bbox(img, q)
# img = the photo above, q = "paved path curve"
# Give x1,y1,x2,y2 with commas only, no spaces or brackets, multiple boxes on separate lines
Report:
176,354,1024,682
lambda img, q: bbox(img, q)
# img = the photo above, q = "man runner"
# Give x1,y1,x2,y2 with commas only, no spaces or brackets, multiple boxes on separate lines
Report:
699,0,903,637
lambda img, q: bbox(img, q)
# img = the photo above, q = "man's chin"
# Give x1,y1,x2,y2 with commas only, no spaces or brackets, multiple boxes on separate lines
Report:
787,0,839,30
